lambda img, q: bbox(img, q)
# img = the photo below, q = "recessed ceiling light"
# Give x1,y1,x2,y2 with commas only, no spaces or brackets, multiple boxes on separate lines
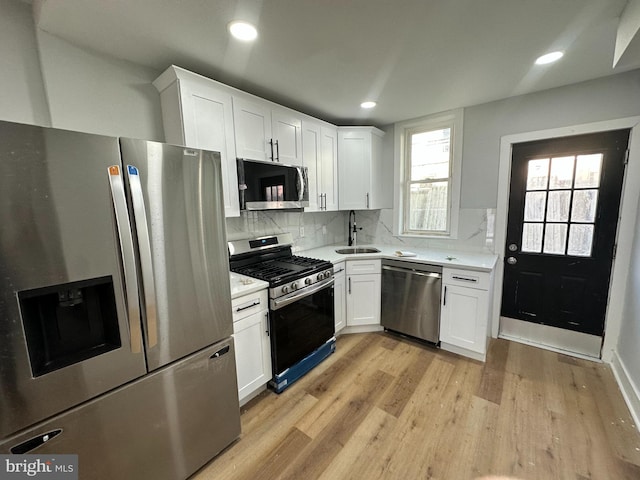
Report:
228,21,258,41
535,51,564,65
361,101,377,109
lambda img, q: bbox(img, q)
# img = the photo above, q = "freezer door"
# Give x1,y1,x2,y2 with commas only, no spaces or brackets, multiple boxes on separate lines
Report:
0,338,241,480
119,139,234,370
0,122,147,440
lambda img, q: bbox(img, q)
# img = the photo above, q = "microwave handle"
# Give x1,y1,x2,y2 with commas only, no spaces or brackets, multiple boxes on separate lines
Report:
296,167,305,202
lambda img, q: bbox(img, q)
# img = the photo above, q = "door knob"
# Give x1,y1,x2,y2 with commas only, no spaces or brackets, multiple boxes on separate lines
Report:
507,256,518,265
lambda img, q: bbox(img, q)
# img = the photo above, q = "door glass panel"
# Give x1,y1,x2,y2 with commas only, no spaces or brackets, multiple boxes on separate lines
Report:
522,223,543,253
571,189,598,222
549,156,575,189
568,224,594,256
524,191,546,221
543,223,567,254
575,154,602,188
526,158,549,190
546,190,571,222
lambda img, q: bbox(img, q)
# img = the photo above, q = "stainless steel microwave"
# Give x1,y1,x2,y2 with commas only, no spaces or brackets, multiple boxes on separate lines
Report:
237,158,309,210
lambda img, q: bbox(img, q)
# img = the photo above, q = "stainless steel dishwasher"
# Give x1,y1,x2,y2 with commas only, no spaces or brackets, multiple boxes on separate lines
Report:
381,259,442,344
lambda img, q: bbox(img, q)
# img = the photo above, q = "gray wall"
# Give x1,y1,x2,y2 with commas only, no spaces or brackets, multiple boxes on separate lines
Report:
461,71,640,208
618,192,640,394
0,0,163,140
0,0,50,126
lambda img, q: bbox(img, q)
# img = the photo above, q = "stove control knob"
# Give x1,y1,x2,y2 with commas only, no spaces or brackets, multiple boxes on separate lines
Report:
305,278,312,285
282,285,289,294
291,282,299,291
317,273,324,281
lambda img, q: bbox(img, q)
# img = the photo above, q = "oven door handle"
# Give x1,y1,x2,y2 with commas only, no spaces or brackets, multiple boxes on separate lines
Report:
271,277,335,311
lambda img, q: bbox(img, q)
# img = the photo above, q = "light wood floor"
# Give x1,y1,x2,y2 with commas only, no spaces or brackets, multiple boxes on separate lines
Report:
192,333,640,480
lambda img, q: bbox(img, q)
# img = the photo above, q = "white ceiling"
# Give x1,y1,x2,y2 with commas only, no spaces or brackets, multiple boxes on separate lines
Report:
33,0,638,126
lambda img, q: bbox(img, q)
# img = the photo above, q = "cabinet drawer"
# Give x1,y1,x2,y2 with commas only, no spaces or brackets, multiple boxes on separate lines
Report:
443,268,490,291
232,290,268,322
346,259,381,275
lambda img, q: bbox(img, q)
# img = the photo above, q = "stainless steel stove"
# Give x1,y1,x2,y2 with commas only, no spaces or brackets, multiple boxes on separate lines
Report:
228,234,335,392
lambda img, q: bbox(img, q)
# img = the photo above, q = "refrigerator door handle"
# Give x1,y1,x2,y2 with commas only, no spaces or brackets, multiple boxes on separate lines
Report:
126,165,158,348
108,165,143,353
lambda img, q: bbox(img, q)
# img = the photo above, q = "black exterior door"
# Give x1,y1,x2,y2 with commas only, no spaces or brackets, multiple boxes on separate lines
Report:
501,129,629,336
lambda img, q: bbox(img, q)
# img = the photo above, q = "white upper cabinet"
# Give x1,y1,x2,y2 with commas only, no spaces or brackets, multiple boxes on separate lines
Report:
153,66,240,217
338,127,390,210
320,126,339,211
302,120,338,211
233,96,303,165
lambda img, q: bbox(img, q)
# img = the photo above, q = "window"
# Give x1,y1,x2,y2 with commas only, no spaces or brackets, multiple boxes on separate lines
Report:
396,109,462,237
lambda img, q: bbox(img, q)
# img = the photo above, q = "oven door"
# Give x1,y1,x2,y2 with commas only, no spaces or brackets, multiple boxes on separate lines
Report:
269,278,335,375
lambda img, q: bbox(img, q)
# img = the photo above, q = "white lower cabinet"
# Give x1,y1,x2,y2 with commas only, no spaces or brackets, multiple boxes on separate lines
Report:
231,290,271,405
346,259,381,328
333,263,346,333
439,268,493,361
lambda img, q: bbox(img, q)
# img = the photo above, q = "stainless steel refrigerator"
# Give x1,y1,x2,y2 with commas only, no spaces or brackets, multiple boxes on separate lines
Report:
0,121,240,478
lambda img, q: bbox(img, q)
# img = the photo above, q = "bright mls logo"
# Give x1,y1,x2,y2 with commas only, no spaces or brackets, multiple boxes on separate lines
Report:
0,455,77,480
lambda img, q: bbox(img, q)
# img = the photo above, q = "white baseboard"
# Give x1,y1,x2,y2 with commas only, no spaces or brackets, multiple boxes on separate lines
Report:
610,350,640,428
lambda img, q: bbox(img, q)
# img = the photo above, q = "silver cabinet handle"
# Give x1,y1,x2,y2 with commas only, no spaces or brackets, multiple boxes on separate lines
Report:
366,192,370,208
108,165,142,354
268,138,274,161
265,312,270,337
296,167,305,202
348,277,351,294
126,165,158,348
443,286,447,306
275,139,280,161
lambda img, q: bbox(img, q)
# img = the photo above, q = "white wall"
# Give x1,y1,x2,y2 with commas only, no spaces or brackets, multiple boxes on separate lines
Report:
0,0,50,126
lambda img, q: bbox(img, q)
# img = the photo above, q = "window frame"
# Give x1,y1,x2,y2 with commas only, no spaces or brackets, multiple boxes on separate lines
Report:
394,109,463,238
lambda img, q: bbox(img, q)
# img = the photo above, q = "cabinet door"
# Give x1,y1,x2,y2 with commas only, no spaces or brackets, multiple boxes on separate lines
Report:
334,267,346,332
346,273,381,326
302,120,322,212
233,309,271,404
320,126,339,211
338,129,371,209
233,96,272,161
272,108,302,165
180,83,240,217
440,284,488,354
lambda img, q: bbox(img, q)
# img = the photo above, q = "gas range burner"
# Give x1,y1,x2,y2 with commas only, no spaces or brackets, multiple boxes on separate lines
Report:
228,234,333,298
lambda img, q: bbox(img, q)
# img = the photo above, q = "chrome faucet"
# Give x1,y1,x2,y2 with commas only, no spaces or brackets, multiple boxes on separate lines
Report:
348,210,362,247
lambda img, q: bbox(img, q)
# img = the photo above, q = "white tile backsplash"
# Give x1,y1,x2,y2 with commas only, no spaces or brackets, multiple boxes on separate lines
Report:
226,210,348,252
226,208,496,254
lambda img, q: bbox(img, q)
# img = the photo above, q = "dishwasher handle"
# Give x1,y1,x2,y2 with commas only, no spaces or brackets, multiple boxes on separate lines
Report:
382,264,442,279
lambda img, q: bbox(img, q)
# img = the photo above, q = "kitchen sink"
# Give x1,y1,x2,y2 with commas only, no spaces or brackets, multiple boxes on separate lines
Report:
335,247,381,254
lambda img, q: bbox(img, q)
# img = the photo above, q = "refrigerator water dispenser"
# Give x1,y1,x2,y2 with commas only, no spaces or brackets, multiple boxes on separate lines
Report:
18,276,121,377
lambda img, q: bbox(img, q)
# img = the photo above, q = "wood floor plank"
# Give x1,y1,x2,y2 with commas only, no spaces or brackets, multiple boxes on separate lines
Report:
191,334,640,480
316,406,398,480
279,368,394,480
476,337,509,405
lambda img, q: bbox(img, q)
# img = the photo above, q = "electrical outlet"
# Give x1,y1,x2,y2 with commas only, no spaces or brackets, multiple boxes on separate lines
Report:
300,226,305,237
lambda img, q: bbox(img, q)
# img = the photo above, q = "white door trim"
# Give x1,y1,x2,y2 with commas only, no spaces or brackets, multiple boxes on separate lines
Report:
492,116,640,362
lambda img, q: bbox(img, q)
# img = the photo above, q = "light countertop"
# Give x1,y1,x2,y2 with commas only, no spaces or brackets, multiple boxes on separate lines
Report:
301,244,498,272
229,272,269,299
